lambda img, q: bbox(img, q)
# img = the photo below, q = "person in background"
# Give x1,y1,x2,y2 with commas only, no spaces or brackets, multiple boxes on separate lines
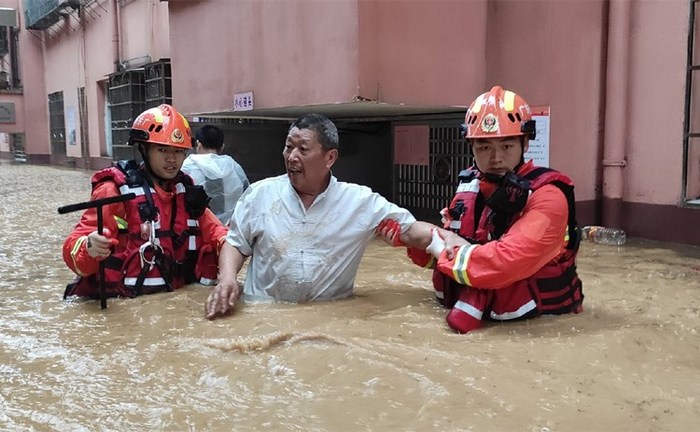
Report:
205,113,466,319
62,104,229,299
383,86,584,334
181,125,249,225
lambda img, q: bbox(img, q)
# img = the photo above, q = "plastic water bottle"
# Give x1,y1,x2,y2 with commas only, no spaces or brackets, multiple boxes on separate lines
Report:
581,226,626,246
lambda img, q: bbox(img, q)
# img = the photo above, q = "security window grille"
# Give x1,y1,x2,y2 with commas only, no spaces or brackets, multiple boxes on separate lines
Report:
108,70,145,160
145,59,172,108
48,91,65,157
684,0,700,205
394,124,471,220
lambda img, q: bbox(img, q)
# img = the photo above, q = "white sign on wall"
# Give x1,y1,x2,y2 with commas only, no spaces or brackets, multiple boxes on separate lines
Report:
66,106,76,146
233,91,254,111
523,106,550,167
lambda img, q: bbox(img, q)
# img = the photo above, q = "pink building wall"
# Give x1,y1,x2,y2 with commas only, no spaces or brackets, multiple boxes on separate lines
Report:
169,0,488,113
120,0,170,66
357,0,487,106
484,0,607,205
625,1,687,205
168,0,361,114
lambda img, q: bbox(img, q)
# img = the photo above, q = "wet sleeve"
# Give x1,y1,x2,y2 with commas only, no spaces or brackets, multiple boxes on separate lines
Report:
361,188,417,232
61,182,124,277
225,186,258,256
435,185,569,289
199,208,229,252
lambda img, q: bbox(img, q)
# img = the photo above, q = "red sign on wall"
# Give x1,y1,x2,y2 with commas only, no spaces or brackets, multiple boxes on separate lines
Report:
394,125,429,165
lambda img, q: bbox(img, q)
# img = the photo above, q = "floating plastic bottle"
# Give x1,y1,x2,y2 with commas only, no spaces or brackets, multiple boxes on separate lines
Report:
581,225,626,246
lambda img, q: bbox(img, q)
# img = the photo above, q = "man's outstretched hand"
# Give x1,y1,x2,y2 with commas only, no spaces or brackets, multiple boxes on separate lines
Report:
205,279,241,320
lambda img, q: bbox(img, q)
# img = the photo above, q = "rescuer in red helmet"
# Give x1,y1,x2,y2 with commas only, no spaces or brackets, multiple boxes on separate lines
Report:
380,86,584,333
62,104,228,299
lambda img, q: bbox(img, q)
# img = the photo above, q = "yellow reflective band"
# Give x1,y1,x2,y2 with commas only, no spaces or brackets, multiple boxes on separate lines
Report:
180,114,190,129
424,256,436,269
71,236,88,276
452,245,477,286
71,236,85,259
114,215,128,230
504,91,515,112
452,246,470,285
471,95,484,114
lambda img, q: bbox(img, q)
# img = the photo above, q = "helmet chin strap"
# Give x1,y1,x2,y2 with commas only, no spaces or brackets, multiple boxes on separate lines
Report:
513,135,528,174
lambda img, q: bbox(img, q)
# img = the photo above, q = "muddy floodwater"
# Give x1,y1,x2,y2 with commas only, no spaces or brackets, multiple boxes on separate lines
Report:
1,161,699,431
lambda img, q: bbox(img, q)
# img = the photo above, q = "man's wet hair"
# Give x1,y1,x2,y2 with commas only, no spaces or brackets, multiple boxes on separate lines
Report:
289,113,339,150
195,125,225,151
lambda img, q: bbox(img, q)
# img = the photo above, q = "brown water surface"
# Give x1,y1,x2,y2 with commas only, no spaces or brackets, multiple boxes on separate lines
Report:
1,161,699,431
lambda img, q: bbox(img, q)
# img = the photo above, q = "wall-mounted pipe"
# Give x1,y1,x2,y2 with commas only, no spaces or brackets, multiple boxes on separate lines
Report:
601,0,632,229
112,0,122,70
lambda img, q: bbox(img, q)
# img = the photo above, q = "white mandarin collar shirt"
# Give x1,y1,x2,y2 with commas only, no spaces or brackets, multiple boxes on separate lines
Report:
226,174,416,302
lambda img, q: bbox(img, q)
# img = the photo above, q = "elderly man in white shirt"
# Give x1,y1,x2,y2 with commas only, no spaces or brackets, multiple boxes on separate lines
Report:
206,113,465,319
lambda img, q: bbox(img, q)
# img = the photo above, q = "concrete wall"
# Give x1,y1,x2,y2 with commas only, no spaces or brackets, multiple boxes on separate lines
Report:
485,0,607,207
120,0,170,66
358,0,487,106
168,0,361,113
625,0,687,206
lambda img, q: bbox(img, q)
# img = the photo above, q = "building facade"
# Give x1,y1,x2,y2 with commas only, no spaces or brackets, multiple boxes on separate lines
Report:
1,0,699,245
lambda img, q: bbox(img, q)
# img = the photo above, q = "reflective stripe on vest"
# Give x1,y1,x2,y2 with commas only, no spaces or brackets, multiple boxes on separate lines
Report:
490,299,537,321
124,277,167,287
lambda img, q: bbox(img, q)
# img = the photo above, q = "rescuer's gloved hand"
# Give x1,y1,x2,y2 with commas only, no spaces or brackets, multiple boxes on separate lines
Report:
86,228,118,259
425,228,446,260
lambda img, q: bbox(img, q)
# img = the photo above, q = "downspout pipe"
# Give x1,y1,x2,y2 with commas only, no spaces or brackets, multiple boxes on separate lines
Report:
601,0,632,229
112,0,122,71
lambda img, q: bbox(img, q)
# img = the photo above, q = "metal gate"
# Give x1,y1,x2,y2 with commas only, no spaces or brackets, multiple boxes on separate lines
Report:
48,91,66,159
394,123,471,220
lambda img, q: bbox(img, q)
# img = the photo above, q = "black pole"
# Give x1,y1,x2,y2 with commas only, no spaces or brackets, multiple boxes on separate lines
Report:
58,193,136,309
57,193,136,214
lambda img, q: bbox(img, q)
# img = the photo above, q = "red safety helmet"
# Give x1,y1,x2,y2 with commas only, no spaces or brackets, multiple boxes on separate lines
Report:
129,104,192,149
462,86,536,140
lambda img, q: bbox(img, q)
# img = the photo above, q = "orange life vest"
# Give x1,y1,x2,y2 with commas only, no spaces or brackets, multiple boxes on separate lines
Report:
64,161,218,299
433,164,584,317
